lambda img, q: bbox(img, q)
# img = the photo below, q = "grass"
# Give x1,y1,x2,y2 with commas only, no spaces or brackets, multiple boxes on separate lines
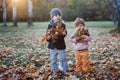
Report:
0,22,112,38
66,21,116,28
0,21,117,39
0,21,116,29
85,21,116,28
0,21,120,79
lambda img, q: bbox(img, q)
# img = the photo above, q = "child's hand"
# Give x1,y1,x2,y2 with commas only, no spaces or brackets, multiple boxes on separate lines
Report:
81,35,86,38
62,31,66,35
46,35,52,40
55,32,59,36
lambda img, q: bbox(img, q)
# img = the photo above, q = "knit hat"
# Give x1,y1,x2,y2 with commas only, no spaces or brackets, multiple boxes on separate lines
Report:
74,17,85,27
50,8,62,18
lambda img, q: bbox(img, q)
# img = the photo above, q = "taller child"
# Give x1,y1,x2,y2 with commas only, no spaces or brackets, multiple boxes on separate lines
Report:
45,8,68,72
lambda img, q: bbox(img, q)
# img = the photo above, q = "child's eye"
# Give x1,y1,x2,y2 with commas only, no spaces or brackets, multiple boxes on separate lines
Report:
56,14,61,16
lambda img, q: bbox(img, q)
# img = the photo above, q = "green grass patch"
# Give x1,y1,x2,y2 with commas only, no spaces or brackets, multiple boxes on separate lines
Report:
0,21,116,29
85,21,116,28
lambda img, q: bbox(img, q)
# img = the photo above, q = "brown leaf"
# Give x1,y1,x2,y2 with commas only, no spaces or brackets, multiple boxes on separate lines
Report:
26,64,38,73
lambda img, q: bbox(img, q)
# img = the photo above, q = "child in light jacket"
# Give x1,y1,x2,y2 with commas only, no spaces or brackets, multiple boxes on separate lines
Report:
70,17,92,72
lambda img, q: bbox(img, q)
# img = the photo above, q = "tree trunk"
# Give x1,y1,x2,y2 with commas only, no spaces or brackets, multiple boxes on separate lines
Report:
28,0,33,26
2,0,7,26
118,12,120,27
12,0,17,26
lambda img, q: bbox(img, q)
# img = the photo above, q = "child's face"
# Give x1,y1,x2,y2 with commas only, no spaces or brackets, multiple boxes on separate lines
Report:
52,14,62,22
77,24,84,28
75,24,84,31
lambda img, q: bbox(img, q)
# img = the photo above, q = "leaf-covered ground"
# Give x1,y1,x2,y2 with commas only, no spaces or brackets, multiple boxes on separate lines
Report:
0,26,120,80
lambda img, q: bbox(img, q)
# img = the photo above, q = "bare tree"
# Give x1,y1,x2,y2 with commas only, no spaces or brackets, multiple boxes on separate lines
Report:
12,0,17,26
108,0,120,27
28,0,33,26
2,0,7,26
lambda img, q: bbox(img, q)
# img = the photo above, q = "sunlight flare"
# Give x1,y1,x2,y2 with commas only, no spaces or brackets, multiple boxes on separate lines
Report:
14,0,19,3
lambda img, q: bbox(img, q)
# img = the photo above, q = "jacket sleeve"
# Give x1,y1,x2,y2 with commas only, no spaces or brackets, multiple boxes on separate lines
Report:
84,35,92,42
84,30,92,42
70,33,77,43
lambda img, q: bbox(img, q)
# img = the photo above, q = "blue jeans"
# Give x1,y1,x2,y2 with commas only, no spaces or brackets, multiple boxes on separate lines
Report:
50,49,68,72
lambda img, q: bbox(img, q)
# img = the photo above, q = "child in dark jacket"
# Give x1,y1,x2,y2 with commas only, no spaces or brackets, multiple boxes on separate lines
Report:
70,17,92,72
45,8,68,72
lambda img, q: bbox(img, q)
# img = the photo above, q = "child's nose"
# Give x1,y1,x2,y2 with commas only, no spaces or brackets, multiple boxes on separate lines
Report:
57,16,60,18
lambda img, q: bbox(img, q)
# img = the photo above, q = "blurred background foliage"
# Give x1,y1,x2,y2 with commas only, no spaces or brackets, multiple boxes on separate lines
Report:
0,0,114,21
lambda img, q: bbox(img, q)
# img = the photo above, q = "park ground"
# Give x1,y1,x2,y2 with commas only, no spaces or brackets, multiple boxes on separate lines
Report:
0,21,120,80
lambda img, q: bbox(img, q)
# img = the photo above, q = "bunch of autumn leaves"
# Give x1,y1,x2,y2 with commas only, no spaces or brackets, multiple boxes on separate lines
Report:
41,20,90,43
41,20,66,43
74,27,90,43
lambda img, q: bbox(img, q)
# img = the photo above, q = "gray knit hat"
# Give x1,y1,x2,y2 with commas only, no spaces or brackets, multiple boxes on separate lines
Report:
50,8,62,18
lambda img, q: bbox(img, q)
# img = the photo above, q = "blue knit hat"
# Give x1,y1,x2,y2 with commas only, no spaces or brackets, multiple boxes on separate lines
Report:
50,8,62,18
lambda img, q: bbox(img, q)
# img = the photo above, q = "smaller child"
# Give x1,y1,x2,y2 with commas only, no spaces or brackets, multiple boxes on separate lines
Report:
70,17,92,72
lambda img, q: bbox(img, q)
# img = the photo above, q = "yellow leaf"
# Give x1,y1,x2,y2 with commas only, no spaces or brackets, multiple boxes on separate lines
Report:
33,72,39,79
41,35,46,42
85,77,90,80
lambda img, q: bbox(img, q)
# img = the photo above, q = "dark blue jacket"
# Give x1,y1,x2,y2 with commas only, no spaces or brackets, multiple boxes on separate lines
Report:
46,20,67,50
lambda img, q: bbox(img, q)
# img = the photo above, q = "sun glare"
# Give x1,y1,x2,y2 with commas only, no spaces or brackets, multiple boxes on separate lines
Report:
14,0,19,3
